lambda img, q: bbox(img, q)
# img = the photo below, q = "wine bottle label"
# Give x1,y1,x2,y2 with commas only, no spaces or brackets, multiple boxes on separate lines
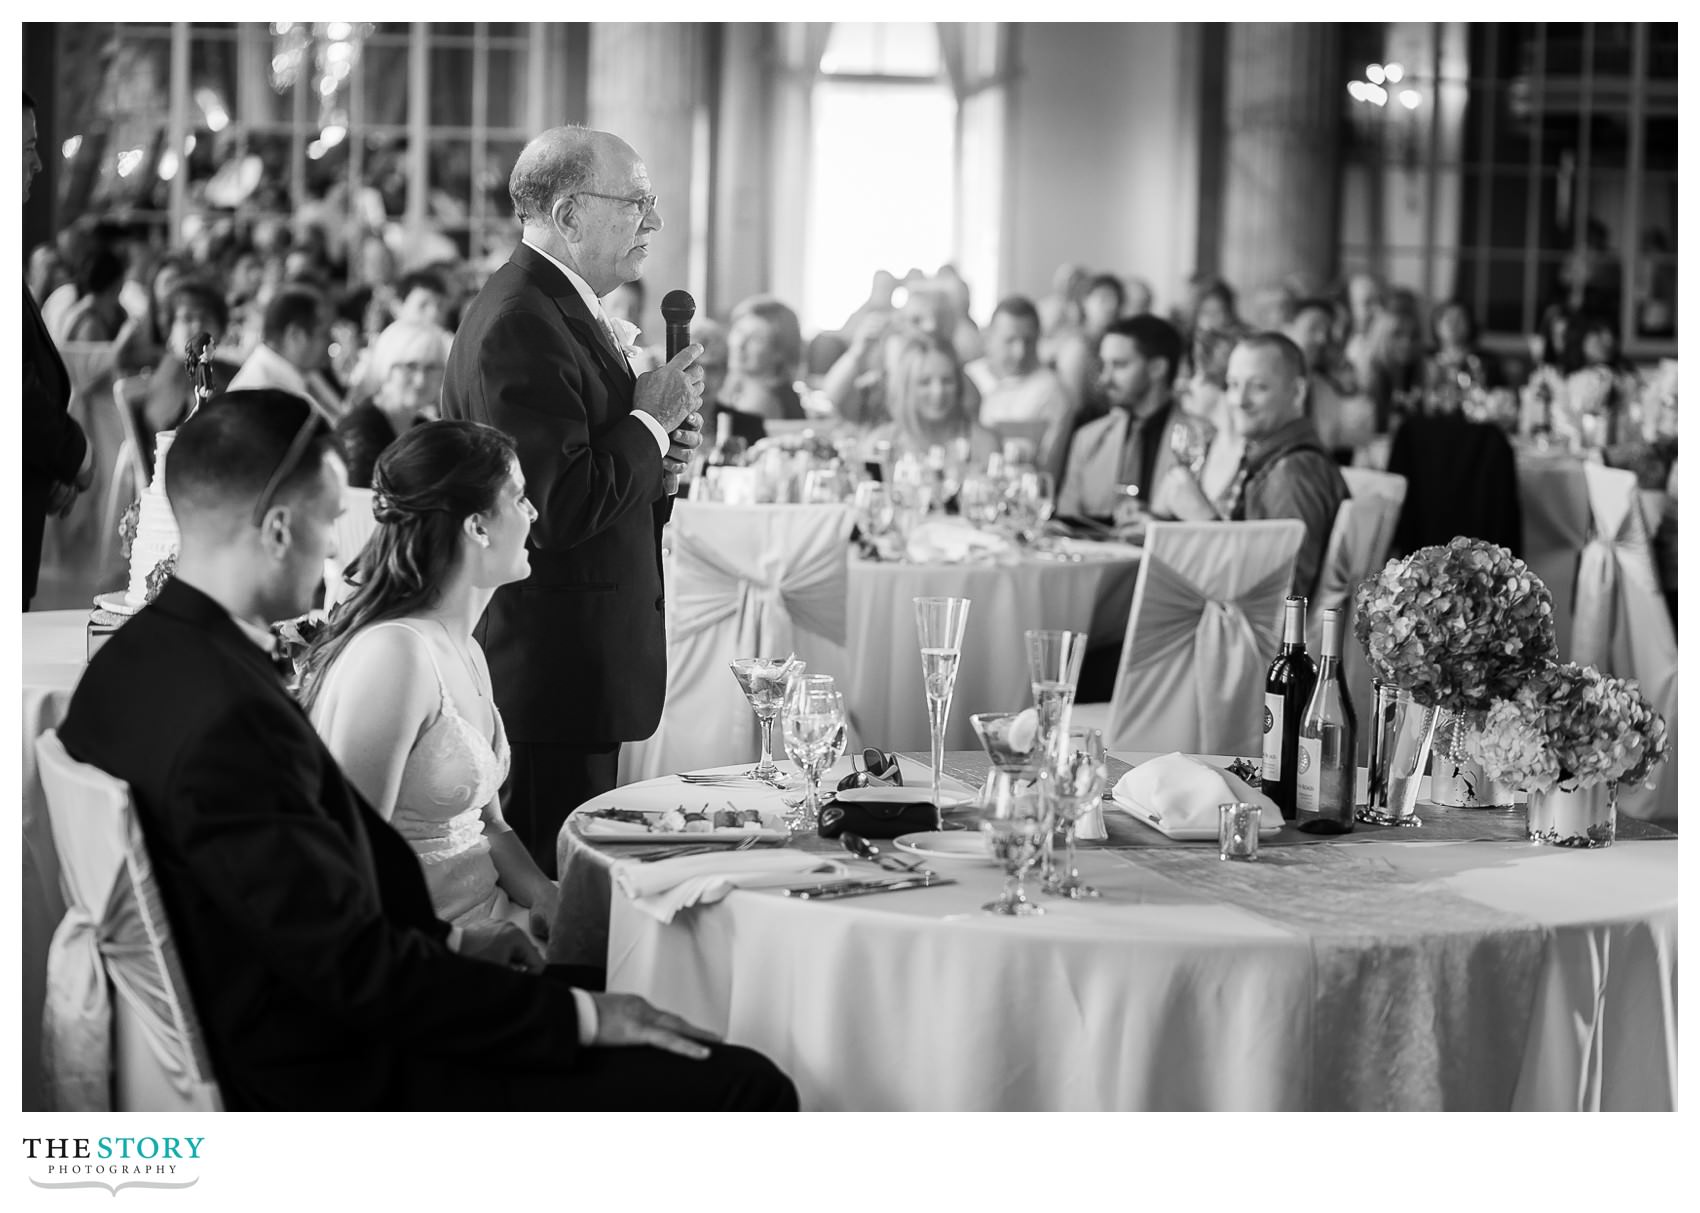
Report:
1295,737,1320,814
1261,695,1283,781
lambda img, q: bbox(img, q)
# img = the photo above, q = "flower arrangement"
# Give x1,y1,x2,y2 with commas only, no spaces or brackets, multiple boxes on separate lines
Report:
1352,537,1557,713
1470,661,1669,793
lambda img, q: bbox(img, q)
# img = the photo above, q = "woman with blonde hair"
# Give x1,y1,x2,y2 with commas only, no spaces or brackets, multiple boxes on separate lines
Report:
862,332,1000,464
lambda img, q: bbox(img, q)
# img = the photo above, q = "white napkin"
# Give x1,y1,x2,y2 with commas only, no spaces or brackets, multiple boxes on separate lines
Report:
905,518,1014,563
611,851,847,923
1109,752,1281,838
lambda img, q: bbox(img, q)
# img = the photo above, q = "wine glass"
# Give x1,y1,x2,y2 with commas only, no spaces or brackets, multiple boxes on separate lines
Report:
853,480,895,539
1040,727,1107,900
915,596,971,828
958,474,1002,528
1168,422,1208,478
729,656,805,784
780,674,847,832
980,768,1047,916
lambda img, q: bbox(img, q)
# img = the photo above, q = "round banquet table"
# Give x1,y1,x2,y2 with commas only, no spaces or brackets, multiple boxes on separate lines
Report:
843,545,1140,752
555,752,1677,1112
21,608,97,1112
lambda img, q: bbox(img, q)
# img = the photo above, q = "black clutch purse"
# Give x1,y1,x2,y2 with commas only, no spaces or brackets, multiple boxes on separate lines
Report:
816,797,939,840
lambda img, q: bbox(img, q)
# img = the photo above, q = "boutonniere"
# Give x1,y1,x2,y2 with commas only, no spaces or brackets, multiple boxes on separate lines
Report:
608,316,644,361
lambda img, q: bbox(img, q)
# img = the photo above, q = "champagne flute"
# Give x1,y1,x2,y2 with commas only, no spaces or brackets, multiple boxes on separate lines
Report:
729,656,804,784
980,768,1047,916
1040,727,1107,899
915,596,971,828
1025,628,1088,881
780,674,847,832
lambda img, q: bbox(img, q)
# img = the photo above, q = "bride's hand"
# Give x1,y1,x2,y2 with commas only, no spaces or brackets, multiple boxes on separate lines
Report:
527,886,560,943
458,920,544,973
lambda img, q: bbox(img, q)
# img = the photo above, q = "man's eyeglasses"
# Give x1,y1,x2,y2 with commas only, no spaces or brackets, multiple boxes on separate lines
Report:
252,408,331,528
574,190,658,216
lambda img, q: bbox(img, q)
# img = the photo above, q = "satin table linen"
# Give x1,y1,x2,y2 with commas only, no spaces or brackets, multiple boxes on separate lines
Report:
566,752,1675,1111
22,609,97,1111
843,546,1140,752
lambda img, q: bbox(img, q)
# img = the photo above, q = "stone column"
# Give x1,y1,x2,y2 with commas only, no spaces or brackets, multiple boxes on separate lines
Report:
1219,24,1341,297
587,23,710,342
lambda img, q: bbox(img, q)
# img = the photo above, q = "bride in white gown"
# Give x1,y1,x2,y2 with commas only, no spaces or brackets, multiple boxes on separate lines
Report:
301,420,558,940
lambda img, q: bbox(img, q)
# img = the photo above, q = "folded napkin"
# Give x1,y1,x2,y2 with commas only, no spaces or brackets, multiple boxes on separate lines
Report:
1109,752,1281,839
611,851,847,923
905,518,1014,564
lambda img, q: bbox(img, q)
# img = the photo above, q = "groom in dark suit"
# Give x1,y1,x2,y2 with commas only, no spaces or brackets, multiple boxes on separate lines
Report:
57,391,795,1110
442,126,704,875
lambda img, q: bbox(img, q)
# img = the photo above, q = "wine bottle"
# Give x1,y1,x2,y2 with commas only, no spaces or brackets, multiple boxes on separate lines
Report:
1295,607,1357,834
1261,595,1316,821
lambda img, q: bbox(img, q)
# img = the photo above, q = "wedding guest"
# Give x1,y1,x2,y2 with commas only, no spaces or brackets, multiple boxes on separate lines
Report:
1424,299,1502,401
694,317,765,449
965,295,1075,481
229,283,343,420
1190,279,1241,343
725,294,805,420
137,251,195,366
860,332,999,465
23,88,93,610
1361,303,1426,430
1156,332,1348,599
1178,328,1241,507
141,280,239,468
393,268,452,331
58,246,133,343
441,125,705,875
1124,277,1154,318
57,390,795,1110
1341,270,1385,387
1051,272,1125,424
1058,314,1210,523
1285,296,1376,461
333,321,452,488
27,242,66,306
934,264,984,362
303,420,559,941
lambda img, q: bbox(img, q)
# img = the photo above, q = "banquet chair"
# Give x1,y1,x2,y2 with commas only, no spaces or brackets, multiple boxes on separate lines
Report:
1308,495,1403,761
1387,415,1522,558
34,730,224,1112
619,501,857,784
1516,454,1591,663
1074,519,1304,754
100,377,154,577
324,486,378,612
1574,463,1678,825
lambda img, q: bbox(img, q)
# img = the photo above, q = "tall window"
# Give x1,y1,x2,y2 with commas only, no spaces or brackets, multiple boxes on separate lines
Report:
1339,21,1676,354
803,23,957,333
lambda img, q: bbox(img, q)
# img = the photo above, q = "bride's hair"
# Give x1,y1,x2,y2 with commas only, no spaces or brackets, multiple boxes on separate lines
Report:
299,419,518,711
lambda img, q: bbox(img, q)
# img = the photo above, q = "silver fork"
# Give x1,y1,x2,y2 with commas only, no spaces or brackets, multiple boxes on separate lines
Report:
631,834,767,863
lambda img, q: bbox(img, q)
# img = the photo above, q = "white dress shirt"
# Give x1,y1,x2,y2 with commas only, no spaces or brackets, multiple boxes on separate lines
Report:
520,239,669,457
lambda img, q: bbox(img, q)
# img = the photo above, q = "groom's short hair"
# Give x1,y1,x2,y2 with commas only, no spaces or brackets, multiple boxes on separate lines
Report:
165,390,338,522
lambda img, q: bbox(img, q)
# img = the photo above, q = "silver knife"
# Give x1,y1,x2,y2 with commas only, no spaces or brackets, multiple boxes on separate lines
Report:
783,874,954,900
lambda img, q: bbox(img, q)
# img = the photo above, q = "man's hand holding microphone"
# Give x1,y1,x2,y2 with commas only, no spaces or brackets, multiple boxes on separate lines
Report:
632,289,706,496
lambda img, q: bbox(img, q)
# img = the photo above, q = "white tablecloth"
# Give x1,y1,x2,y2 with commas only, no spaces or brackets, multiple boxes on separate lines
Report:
568,756,1677,1112
21,609,93,1112
842,549,1139,752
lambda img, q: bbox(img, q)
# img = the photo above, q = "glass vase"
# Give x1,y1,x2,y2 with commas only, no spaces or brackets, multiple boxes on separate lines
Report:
1526,781,1616,848
1357,687,1438,827
1429,708,1518,808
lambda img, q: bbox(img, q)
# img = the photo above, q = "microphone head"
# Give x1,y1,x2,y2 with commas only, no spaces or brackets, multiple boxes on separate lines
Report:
660,289,696,326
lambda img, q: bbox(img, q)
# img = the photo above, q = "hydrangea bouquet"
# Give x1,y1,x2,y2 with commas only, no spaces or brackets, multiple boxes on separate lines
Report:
1352,537,1557,712
1470,662,1670,794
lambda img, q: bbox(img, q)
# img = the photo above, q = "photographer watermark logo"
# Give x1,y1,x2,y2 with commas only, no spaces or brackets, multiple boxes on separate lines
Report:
23,1137,202,1196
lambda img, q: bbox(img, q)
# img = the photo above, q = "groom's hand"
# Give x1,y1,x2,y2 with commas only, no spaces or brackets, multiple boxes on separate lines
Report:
458,920,544,973
588,991,721,1060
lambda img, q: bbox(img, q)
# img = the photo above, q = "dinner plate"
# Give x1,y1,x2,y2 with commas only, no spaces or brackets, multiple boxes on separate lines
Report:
835,786,974,811
92,591,140,617
892,831,995,862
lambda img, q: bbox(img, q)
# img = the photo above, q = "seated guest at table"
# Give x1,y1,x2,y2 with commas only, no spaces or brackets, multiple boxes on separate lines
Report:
694,317,765,450
1178,328,1241,507
965,295,1076,481
1058,314,1211,523
1361,303,1426,431
229,283,344,421
57,390,797,1111
303,421,560,940
860,332,1000,466
1156,332,1348,600
392,268,452,332
58,246,137,345
725,295,806,420
134,252,195,368
332,321,452,488
1050,272,1124,425
141,280,239,469
1284,296,1376,463
1424,299,1503,404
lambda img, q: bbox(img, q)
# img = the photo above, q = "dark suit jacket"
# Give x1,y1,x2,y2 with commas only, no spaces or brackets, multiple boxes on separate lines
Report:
57,580,586,1110
441,244,672,745
22,281,88,605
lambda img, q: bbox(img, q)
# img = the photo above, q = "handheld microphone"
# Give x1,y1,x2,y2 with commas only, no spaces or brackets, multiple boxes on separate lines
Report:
660,289,696,361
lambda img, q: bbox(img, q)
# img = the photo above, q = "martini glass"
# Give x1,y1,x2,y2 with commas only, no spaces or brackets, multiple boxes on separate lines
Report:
915,596,971,828
729,656,804,784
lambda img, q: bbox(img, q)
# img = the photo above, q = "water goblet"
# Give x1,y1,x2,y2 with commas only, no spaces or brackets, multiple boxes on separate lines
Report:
729,656,805,784
1040,727,1107,899
853,480,895,539
980,768,1047,916
958,474,1002,528
780,674,847,832
915,596,971,828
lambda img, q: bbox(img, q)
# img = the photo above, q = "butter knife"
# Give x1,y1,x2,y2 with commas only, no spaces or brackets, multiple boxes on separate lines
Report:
782,874,954,900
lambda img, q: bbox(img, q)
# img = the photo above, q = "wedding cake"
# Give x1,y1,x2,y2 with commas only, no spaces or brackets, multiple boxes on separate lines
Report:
124,429,182,609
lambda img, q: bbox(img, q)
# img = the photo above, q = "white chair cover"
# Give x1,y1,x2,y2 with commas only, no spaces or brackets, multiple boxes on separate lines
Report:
1101,519,1304,754
1573,463,1678,824
324,486,378,611
36,731,223,1112
1308,494,1405,760
620,502,856,784
1517,454,1590,662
